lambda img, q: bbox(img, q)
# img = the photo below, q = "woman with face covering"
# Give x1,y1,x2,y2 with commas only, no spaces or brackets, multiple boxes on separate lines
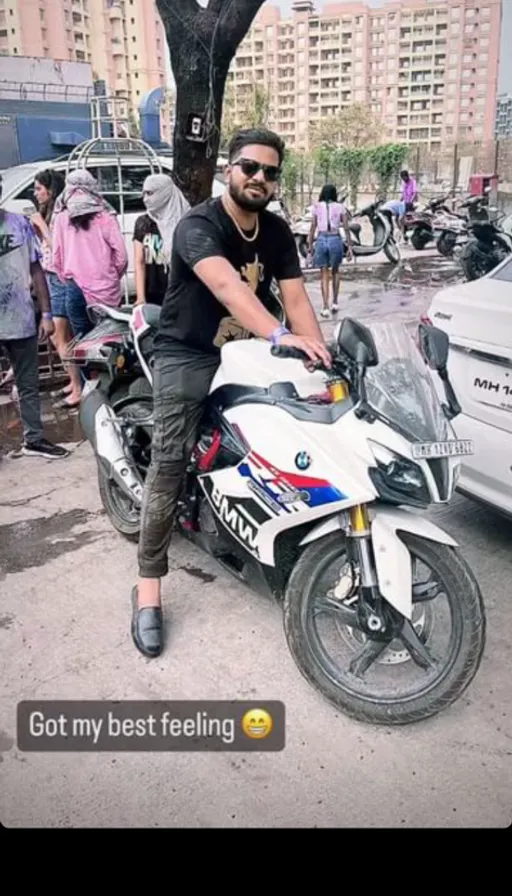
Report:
132,173,189,306
52,169,128,318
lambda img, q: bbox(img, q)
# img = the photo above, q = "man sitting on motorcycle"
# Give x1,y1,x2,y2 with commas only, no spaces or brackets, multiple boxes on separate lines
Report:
130,127,332,658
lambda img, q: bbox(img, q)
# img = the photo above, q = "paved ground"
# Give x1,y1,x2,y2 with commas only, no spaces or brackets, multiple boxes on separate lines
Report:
1,255,511,828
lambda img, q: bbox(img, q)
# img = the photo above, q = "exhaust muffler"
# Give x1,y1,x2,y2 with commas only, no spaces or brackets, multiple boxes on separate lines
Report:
80,386,144,507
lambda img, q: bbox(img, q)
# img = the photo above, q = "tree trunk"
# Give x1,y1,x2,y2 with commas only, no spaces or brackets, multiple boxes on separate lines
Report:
157,0,266,207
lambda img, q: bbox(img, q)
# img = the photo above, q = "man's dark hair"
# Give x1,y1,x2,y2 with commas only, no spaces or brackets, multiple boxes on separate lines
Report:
228,128,286,166
400,170,409,179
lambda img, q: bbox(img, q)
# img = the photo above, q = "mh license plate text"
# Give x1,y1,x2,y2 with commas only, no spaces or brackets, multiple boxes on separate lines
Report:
411,440,474,459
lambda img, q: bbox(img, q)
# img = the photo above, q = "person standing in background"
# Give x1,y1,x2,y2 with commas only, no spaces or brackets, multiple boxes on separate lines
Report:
307,184,353,320
132,173,189,306
0,174,68,459
52,170,128,323
30,169,84,409
400,170,418,211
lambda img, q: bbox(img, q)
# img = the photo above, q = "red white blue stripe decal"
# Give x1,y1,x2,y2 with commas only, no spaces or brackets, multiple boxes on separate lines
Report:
238,450,346,511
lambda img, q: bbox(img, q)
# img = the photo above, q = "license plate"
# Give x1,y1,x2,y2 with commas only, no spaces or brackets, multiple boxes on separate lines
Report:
411,439,474,459
470,368,512,413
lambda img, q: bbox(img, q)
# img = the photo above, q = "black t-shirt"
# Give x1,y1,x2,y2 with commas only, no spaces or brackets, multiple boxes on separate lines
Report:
133,213,169,306
153,197,302,358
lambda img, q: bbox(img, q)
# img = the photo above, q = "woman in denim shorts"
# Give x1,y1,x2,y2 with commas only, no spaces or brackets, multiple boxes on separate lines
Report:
31,170,89,409
307,184,354,320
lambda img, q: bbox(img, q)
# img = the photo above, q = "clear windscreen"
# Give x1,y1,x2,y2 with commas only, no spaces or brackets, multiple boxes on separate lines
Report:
362,322,450,443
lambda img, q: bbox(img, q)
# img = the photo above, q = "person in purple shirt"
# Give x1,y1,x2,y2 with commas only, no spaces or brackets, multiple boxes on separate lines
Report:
400,170,418,211
0,173,69,459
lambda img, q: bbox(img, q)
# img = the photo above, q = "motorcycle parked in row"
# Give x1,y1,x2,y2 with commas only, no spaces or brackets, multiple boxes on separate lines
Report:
458,203,512,281
435,193,490,259
403,194,454,251
74,304,486,726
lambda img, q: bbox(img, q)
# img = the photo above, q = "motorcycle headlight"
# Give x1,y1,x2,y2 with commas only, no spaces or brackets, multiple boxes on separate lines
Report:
368,441,432,508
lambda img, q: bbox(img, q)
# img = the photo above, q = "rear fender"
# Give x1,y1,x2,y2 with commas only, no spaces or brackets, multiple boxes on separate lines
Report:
299,506,458,619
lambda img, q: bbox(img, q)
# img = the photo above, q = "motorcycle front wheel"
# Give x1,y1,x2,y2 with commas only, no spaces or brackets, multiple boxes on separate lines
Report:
283,531,485,725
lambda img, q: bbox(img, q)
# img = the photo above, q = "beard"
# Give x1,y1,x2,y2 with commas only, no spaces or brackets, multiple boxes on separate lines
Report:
228,180,272,211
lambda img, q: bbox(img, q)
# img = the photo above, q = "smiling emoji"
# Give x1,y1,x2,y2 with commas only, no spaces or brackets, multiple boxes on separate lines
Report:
241,708,273,740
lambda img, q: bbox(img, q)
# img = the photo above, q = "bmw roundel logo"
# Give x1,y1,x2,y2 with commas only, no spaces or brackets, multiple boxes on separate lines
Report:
295,451,311,470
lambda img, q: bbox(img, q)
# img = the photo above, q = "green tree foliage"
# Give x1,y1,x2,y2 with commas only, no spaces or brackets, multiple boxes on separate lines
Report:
369,144,410,200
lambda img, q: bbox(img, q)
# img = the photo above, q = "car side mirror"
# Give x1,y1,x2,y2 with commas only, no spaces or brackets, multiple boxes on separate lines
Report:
418,322,449,371
337,317,379,368
418,323,460,420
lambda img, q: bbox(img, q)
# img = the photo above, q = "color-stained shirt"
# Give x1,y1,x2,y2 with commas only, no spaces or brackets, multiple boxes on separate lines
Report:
313,201,347,233
51,208,128,306
401,177,417,204
0,211,40,341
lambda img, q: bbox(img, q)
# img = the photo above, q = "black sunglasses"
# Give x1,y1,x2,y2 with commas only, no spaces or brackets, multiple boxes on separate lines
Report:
232,158,281,182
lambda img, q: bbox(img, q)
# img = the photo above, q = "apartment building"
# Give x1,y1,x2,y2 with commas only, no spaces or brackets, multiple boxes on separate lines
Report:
228,0,502,151
0,0,168,137
495,92,512,138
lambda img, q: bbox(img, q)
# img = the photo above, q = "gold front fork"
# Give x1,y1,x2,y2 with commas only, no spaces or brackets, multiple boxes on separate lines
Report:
349,504,371,536
327,377,349,403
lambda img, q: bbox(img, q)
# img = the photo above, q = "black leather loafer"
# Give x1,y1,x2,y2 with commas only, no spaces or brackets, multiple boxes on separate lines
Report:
131,586,163,658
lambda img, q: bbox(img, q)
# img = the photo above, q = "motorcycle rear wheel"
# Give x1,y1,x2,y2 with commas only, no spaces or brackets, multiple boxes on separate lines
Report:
97,390,152,542
411,227,432,250
436,231,457,257
283,531,485,725
459,239,509,281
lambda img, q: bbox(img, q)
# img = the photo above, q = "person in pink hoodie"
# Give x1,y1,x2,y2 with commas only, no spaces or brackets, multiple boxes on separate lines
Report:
52,169,128,310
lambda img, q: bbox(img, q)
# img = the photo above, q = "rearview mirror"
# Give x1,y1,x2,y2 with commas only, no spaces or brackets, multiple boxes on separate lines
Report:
418,322,449,370
337,317,379,367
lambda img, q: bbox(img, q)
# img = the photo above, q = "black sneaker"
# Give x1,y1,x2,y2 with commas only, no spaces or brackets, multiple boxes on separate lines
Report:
22,439,70,459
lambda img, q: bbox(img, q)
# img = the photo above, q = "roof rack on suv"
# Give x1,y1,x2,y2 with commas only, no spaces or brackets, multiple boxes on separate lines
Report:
65,93,164,302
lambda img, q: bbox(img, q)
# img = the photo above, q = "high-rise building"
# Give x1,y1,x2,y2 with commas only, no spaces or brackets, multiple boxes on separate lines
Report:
495,92,512,138
228,0,502,151
0,0,168,138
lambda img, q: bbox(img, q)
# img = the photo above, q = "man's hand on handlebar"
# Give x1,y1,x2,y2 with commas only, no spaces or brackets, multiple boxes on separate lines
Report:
279,334,332,370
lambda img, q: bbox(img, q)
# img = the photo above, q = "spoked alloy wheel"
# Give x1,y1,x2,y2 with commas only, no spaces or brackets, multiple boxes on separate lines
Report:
283,532,485,725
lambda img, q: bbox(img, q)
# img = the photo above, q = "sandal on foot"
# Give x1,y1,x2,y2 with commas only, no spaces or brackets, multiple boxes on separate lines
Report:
131,586,163,657
53,397,81,410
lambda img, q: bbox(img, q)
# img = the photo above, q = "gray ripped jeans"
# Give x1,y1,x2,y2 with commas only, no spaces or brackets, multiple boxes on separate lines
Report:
137,351,219,579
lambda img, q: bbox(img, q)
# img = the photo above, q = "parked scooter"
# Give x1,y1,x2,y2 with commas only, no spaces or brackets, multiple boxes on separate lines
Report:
77,311,486,725
349,200,401,264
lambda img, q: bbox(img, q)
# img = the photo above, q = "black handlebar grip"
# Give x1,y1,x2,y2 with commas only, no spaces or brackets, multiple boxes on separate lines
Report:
270,344,310,361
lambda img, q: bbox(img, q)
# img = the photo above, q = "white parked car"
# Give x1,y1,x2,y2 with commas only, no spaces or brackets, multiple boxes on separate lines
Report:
424,254,512,518
0,151,290,297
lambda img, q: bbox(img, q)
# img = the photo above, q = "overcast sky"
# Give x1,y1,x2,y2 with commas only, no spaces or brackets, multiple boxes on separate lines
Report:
274,0,512,92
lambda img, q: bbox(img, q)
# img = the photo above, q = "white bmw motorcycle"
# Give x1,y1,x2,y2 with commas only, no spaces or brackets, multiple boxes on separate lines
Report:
79,313,486,725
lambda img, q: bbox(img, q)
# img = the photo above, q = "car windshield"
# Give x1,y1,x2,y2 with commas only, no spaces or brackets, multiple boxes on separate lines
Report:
0,164,40,199
362,322,450,443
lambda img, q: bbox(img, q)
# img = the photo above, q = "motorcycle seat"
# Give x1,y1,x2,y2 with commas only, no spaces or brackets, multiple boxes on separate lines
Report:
138,303,162,331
